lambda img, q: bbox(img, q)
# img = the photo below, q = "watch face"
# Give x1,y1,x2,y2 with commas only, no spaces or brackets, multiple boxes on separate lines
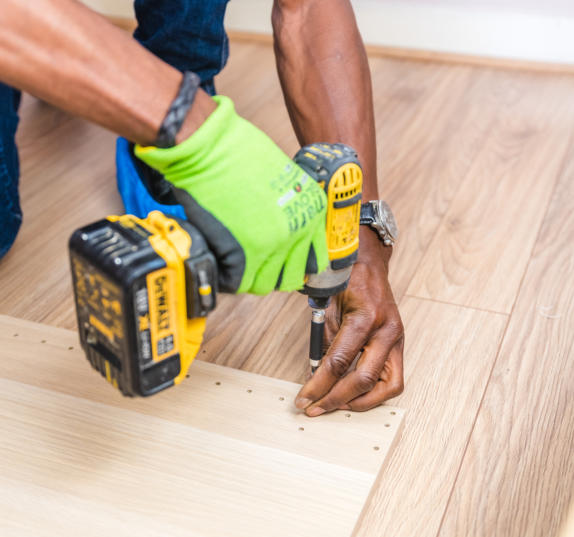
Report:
379,201,399,240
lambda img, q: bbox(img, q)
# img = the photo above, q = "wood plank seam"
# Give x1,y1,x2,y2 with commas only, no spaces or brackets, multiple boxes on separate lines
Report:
405,76,574,312
398,143,488,305
432,129,574,537
403,294,512,317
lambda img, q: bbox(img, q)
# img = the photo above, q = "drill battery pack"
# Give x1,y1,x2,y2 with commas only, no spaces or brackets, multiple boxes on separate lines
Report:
69,212,217,396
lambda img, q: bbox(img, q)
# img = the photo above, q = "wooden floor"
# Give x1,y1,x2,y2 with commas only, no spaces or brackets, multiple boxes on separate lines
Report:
0,40,573,537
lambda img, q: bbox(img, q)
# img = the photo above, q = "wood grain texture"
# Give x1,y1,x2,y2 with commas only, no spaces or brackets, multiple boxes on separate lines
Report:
437,140,574,537
0,315,404,537
1,40,574,536
353,296,508,537
406,72,574,313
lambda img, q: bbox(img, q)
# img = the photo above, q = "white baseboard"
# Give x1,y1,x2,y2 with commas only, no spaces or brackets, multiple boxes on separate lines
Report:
225,0,574,65
81,0,574,65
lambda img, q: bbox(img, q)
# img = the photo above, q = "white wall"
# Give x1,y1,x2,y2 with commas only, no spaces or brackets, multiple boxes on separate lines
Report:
225,0,574,64
83,0,574,65
397,0,574,18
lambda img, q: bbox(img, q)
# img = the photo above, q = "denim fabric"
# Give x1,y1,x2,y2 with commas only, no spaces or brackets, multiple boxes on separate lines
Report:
0,83,22,259
117,0,230,217
133,0,230,94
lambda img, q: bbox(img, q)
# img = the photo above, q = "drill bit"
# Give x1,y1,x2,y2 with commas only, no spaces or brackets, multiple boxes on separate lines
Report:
308,297,330,373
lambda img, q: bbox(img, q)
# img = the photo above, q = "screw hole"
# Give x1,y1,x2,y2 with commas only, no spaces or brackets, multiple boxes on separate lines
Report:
384,423,390,427
345,413,351,418
41,340,46,344
68,346,74,350
13,333,18,337
390,411,396,416
247,389,252,393
373,446,380,451
298,427,304,431
279,396,285,401
186,375,190,378
215,381,221,386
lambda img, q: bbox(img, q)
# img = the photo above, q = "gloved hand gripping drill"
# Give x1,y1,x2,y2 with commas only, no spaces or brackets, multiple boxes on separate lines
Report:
69,96,361,396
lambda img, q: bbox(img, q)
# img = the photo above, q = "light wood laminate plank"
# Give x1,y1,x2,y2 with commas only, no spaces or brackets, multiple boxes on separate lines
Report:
438,140,574,537
353,296,508,537
407,72,574,313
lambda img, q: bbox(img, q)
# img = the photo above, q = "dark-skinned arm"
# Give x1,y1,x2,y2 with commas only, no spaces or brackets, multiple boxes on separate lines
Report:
272,0,405,415
0,0,215,145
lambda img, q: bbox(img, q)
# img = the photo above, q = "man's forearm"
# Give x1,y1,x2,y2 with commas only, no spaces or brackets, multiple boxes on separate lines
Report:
272,0,378,199
0,0,215,145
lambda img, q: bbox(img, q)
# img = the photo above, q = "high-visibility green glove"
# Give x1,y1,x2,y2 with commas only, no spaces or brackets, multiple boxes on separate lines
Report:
135,95,328,295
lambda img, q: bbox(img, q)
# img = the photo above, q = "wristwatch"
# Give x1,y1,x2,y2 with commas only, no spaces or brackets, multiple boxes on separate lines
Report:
359,200,399,246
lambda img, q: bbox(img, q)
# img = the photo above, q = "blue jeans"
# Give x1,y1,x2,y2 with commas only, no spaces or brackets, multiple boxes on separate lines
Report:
0,84,22,258
116,0,230,218
0,0,230,257
133,0,230,96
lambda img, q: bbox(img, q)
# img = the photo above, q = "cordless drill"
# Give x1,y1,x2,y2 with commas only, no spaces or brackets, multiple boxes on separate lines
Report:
69,143,362,396
293,144,362,373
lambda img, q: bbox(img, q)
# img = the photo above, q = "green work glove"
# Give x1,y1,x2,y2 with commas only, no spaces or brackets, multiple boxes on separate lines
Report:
135,95,328,295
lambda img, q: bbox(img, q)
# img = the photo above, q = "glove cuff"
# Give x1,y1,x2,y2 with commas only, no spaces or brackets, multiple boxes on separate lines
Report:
135,95,234,174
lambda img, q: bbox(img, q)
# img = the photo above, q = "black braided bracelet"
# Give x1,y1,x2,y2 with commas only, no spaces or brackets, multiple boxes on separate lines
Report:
155,71,201,148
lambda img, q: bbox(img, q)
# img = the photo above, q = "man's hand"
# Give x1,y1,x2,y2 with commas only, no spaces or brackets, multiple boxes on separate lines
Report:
295,228,404,415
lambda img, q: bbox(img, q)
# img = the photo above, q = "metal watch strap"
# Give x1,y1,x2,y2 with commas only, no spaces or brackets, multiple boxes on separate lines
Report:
359,200,398,246
155,71,201,148
359,202,376,225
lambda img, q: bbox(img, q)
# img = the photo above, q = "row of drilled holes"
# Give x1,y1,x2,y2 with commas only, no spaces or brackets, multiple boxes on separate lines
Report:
213,379,397,451
13,333,396,452
12,333,75,350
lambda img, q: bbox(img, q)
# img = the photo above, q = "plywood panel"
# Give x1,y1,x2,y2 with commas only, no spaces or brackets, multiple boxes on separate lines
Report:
437,140,574,537
407,72,574,313
0,316,404,537
560,503,574,537
353,296,508,537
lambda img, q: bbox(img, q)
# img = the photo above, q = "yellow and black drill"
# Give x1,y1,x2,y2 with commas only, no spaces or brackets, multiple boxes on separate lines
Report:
69,143,362,396
293,144,362,373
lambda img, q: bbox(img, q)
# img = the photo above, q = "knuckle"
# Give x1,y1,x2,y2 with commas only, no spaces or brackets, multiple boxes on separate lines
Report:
324,353,351,379
389,378,405,397
362,309,381,327
355,369,380,392
385,317,404,339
